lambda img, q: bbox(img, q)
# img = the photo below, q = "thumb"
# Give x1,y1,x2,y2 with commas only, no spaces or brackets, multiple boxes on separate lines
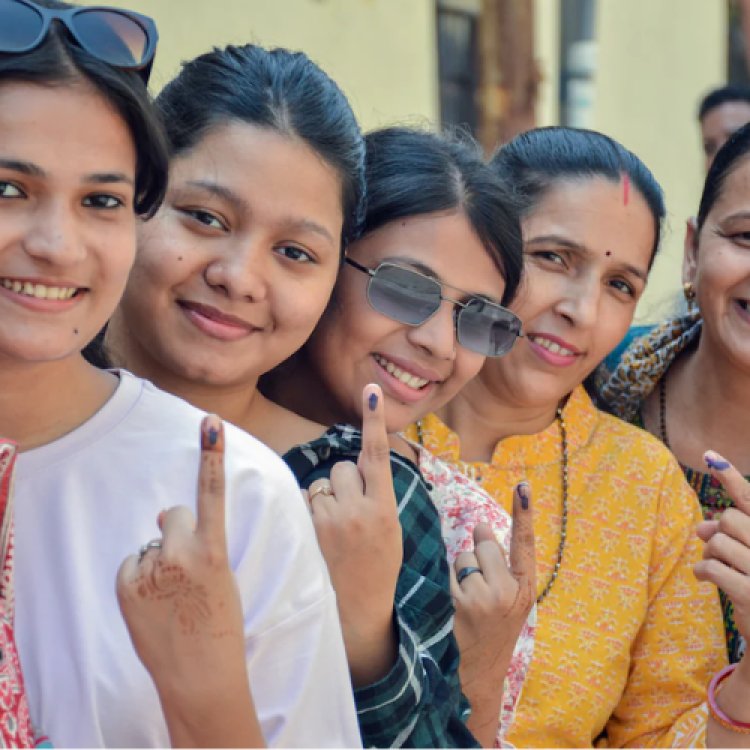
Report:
357,384,394,499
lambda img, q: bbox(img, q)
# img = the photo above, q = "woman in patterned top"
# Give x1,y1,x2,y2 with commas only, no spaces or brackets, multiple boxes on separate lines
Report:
406,126,750,747
599,123,750,667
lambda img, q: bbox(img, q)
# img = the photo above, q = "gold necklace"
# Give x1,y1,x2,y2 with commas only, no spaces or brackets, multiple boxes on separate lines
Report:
416,408,568,604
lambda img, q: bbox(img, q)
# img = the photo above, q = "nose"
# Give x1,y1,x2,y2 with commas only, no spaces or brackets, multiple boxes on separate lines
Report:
203,240,269,303
22,201,85,266
555,274,600,329
406,299,457,360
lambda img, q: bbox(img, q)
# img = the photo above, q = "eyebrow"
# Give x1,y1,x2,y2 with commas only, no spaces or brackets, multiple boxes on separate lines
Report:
526,234,649,281
0,158,45,177
185,178,336,244
0,158,133,186
721,210,750,223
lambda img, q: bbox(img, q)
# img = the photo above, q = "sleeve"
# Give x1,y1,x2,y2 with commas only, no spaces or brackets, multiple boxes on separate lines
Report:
603,460,727,748
304,458,479,749
225,437,363,748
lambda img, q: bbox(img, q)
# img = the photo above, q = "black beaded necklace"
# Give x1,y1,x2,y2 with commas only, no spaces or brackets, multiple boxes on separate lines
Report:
658,377,671,449
416,407,569,604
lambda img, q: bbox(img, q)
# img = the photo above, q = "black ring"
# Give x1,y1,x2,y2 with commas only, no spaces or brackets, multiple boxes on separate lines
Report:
456,566,482,585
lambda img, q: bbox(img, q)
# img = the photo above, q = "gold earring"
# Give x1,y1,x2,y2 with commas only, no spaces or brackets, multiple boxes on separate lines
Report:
683,282,696,301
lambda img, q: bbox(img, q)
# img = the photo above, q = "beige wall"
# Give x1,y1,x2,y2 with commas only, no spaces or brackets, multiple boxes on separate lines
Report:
81,0,440,131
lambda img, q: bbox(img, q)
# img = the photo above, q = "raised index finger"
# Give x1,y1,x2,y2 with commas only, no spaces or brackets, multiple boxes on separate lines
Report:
357,384,394,499
196,414,227,548
704,451,750,515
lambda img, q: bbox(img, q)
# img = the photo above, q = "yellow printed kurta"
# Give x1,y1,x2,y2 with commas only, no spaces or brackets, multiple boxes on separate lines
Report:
405,387,727,747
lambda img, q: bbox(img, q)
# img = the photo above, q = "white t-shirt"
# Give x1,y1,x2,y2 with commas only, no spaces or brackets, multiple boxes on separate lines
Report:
13,370,361,748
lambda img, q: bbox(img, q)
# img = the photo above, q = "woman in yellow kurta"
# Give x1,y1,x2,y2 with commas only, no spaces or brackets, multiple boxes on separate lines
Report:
407,127,743,747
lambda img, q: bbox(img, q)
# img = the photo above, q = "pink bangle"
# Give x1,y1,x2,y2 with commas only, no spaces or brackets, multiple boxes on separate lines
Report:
708,663,750,734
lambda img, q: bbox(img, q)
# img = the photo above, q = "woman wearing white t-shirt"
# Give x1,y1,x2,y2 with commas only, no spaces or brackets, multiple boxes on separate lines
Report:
0,1,360,746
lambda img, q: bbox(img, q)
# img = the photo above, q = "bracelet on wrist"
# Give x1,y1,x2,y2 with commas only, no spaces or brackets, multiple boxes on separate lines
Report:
708,663,750,734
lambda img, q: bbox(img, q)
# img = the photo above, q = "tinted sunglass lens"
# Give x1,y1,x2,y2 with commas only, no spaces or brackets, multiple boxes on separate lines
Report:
368,265,440,325
0,1,43,51
75,10,148,66
458,299,521,356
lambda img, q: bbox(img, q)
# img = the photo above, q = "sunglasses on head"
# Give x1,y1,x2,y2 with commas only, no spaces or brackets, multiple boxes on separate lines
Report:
0,0,158,84
344,257,523,358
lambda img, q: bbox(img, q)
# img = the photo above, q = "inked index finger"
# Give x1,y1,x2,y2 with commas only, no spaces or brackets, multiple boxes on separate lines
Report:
196,414,227,547
357,384,395,500
509,482,536,587
704,451,750,515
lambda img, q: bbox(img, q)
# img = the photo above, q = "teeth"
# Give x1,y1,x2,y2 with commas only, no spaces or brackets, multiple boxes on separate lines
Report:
0,278,77,300
373,354,430,390
530,335,576,357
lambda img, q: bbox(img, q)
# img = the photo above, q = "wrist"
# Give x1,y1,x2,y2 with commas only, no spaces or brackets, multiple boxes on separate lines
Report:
709,663,750,732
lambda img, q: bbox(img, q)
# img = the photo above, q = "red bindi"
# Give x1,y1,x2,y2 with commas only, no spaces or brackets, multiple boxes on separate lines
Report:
622,173,630,206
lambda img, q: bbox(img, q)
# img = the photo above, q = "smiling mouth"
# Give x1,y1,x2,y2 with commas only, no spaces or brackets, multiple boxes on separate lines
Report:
373,353,432,390
0,278,80,300
527,334,578,357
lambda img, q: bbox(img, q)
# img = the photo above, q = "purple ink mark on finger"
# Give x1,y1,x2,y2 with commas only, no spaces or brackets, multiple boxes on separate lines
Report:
705,455,731,471
517,482,530,510
208,427,219,447
368,392,378,411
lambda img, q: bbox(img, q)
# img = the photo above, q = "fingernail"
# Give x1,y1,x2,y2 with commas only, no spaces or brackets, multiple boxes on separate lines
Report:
368,392,378,411
517,482,530,510
705,452,730,471
201,415,223,450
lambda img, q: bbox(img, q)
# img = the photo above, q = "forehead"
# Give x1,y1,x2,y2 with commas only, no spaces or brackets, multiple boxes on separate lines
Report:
524,177,655,264
707,155,750,214
0,81,135,174
702,101,750,137
169,122,344,223
349,210,508,298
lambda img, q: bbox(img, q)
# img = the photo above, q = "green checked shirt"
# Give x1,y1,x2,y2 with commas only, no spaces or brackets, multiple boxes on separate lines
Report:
284,424,478,749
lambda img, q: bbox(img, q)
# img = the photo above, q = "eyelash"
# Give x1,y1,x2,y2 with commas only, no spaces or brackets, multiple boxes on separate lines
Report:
531,250,635,297
0,182,124,210
0,181,25,199
275,245,314,263
181,208,228,231
83,194,124,210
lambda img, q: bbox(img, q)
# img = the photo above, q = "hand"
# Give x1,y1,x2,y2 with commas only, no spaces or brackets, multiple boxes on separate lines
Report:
307,384,402,687
452,483,536,748
116,415,263,748
694,451,750,649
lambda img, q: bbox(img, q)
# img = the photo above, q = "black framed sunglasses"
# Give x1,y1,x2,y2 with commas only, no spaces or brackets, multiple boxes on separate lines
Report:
345,257,523,357
0,0,158,84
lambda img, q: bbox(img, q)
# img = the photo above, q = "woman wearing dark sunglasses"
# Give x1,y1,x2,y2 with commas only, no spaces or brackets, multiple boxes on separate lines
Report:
404,126,750,748
0,1,361,746
264,127,536,748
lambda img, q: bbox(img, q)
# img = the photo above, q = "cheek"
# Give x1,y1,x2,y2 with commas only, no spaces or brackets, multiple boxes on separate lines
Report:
593,302,634,360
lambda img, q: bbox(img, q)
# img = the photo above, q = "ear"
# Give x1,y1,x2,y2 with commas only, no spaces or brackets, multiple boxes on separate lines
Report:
682,216,699,286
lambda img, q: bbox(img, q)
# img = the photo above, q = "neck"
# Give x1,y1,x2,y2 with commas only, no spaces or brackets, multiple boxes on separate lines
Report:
264,349,349,428
105,313,264,432
0,354,116,451
438,374,559,462
671,333,750,452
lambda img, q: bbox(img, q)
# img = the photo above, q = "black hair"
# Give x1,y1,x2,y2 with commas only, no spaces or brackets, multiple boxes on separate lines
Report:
490,126,665,267
361,127,523,305
698,85,750,122
696,121,750,231
155,44,365,248
0,0,168,217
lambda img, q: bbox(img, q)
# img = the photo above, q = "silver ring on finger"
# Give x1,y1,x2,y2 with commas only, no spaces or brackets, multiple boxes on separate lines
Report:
138,538,162,563
456,565,482,585
309,481,334,503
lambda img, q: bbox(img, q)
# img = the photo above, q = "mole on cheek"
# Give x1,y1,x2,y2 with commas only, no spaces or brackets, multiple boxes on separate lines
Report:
177,256,183,261
73,328,79,335
605,252,611,257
